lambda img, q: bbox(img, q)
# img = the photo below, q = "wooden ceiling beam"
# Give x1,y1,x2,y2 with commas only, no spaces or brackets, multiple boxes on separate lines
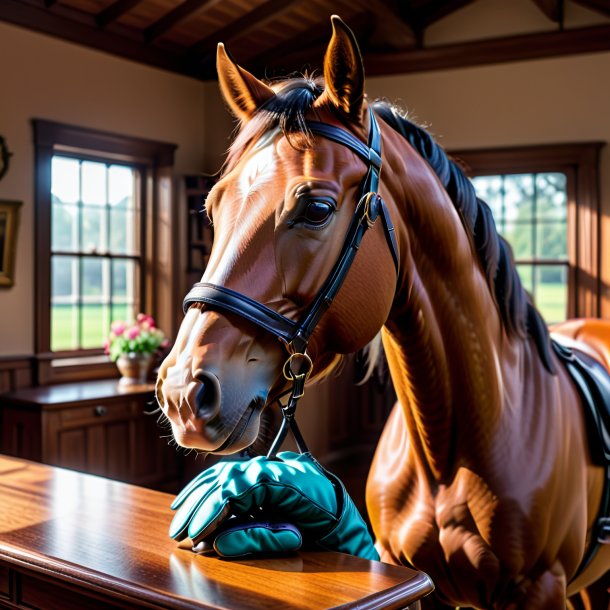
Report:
355,0,417,49
571,0,610,18
410,0,478,29
364,23,610,75
144,0,215,43
96,0,143,29
242,12,374,77
530,0,564,23
185,0,302,65
0,0,195,75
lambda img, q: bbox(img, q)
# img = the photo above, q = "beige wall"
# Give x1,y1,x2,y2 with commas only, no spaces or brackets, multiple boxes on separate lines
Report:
366,51,610,317
0,22,206,356
2,20,610,360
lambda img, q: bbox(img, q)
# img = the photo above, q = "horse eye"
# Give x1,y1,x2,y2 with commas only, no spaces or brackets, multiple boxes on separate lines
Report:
304,200,334,226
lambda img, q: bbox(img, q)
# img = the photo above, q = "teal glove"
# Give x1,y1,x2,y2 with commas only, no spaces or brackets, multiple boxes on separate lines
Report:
169,451,379,561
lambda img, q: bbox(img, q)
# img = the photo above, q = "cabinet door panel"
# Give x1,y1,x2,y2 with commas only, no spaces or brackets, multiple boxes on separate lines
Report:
105,421,130,479
57,428,87,471
86,425,107,476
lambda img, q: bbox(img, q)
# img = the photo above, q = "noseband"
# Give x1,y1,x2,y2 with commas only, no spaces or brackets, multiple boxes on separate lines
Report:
183,108,399,457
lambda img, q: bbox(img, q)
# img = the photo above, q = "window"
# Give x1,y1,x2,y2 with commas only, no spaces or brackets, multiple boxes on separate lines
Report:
33,120,177,383
452,143,603,323
51,157,141,351
471,172,568,322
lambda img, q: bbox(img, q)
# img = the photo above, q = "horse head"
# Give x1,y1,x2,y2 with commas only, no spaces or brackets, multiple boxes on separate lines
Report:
156,17,398,454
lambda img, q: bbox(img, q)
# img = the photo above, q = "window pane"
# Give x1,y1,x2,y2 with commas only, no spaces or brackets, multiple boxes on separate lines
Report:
81,303,109,348
516,264,533,294
51,157,79,205
534,265,567,323
82,257,105,298
504,222,533,259
52,203,78,251
81,257,109,348
112,259,137,324
51,255,79,351
536,173,567,220
82,161,106,206
52,304,78,351
110,208,137,254
112,259,135,298
81,205,105,253
536,221,568,260
504,174,534,222
472,176,503,222
109,165,135,208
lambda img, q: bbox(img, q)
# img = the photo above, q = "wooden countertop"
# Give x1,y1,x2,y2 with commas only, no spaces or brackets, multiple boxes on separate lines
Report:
0,455,433,609
0,379,156,407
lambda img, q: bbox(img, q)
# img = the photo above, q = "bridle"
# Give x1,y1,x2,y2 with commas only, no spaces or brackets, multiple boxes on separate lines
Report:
183,108,399,457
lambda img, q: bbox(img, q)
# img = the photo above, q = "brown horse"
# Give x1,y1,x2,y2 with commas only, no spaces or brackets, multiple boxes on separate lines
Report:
156,16,610,609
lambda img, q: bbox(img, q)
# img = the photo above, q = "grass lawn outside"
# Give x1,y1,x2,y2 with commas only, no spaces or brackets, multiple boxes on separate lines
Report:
531,283,566,326
52,303,130,351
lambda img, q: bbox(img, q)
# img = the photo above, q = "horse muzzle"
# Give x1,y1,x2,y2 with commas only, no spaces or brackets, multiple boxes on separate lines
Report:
156,353,281,454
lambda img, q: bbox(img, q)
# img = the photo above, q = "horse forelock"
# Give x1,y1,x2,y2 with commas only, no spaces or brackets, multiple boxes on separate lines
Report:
371,101,555,374
223,75,327,175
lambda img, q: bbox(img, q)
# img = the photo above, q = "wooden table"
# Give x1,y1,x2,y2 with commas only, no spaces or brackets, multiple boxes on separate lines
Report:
0,455,433,609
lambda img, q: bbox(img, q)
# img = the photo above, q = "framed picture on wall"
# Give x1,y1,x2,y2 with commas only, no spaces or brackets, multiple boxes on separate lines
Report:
0,200,22,287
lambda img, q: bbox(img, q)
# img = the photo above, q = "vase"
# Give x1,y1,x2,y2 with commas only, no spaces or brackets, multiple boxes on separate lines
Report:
116,353,153,386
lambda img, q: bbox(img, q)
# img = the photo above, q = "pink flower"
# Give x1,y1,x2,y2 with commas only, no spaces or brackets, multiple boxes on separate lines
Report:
137,313,156,330
111,321,126,335
103,339,110,355
126,326,140,340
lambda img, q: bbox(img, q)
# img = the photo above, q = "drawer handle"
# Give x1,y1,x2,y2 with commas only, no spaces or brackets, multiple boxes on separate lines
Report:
94,405,108,417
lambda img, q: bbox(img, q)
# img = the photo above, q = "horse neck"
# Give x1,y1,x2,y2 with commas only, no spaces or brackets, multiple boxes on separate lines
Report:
381,136,514,482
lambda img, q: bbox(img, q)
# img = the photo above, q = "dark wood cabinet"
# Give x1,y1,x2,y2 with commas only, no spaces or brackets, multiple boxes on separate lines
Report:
0,380,179,490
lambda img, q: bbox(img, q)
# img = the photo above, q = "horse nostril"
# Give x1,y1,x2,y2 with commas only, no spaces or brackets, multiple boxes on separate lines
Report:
193,370,221,420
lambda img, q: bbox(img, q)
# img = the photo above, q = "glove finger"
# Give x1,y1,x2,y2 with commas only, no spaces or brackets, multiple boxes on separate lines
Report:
213,522,302,558
170,482,220,540
170,460,236,510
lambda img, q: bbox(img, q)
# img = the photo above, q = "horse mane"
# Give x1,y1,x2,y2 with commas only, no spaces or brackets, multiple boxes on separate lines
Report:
223,78,555,374
372,101,555,373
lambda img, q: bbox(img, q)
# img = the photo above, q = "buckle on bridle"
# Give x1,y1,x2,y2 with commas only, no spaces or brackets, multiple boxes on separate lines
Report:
283,352,313,399
362,192,380,228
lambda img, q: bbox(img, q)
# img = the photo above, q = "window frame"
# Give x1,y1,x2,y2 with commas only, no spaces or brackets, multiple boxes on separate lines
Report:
450,142,604,320
33,120,177,384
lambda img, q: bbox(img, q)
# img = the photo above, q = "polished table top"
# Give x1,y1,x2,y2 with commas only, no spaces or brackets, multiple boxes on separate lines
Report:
0,455,433,609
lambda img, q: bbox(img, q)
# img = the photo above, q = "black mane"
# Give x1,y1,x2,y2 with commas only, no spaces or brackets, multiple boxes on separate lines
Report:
372,101,554,373
226,80,555,373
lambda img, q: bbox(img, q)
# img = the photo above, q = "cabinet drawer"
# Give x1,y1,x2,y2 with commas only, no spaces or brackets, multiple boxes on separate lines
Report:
59,400,135,427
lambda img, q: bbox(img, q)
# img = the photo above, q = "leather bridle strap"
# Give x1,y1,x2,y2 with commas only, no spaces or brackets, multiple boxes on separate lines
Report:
183,109,399,353
182,108,399,457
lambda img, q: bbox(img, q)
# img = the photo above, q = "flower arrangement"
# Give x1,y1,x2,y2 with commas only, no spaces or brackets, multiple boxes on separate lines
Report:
104,313,167,362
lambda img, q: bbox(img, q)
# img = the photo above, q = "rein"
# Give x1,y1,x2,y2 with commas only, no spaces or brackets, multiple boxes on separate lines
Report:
183,108,399,457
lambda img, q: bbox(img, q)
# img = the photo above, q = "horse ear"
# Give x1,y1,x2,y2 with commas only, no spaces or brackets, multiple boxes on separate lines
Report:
315,15,364,120
216,43,275,121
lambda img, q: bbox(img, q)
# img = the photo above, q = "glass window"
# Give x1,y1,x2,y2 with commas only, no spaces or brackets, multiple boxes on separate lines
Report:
472,172,568,323
50,157,141,352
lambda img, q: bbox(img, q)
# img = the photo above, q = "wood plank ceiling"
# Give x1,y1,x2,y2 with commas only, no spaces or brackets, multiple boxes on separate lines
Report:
2,0,610,80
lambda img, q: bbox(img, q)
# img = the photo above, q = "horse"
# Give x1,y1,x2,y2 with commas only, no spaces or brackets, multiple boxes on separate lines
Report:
156,16,610,609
